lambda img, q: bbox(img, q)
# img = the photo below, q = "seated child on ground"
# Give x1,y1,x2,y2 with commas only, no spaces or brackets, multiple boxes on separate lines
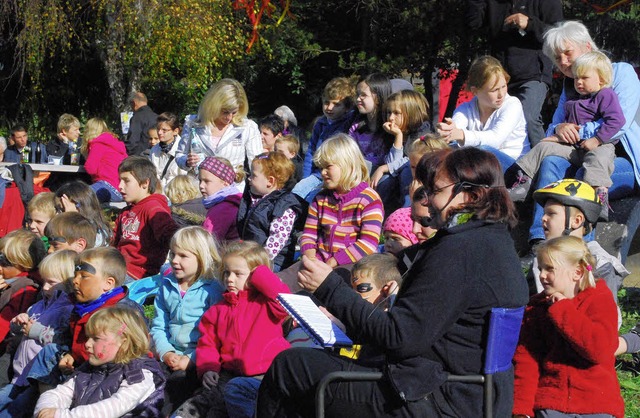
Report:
44,212,97,254
275,134,303,185
165,175,207,228
382,207,418,255
150,226,223,416
27,192,56,240
33,306,166,418
259,114,284,153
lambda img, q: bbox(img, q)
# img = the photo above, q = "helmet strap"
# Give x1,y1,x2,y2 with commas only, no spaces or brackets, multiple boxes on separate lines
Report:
562,207,585,236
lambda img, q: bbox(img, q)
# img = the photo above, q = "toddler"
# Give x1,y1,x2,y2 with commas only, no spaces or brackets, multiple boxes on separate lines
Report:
274,134,303,185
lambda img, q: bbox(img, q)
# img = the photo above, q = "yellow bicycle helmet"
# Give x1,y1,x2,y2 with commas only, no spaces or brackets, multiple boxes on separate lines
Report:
533,179,604,228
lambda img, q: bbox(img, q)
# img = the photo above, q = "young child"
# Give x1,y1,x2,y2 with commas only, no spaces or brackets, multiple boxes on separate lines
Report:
275,134,303,185
293,77,356,202
148,127,160,148
81,117,128,203
150,226,224,416
199,156,243,242
55,181,113,246
509,51,625,215
382,207,418,255
44,212,97,253
149,112,187,190
27,192,56,240
165,175,207,228
0,250,75,416
405,134,449,200
173,241,290,418
259,114,285,152
351,253,402,309
236,152,304,272
33,306,166,417
0,230,47,353
114,156,178,280
46,114,81,165
513,235,624,418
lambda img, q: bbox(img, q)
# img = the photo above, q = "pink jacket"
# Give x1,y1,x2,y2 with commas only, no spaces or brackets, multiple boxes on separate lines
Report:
196,265,290,377
84,132,128,188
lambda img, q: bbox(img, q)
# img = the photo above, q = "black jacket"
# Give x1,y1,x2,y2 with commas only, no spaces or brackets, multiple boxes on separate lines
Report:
126,105,158,156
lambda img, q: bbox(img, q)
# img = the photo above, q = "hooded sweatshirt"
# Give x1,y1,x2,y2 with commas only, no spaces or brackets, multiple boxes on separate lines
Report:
84,132,128,188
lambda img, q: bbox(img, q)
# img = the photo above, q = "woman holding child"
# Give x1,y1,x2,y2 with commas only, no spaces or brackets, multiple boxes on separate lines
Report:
257,147,529,417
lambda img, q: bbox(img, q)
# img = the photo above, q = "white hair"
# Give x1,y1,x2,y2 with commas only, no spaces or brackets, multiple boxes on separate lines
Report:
543,21,599,62
274,105,298,127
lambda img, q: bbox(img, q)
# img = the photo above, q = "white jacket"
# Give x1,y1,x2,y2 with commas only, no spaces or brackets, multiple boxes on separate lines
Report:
149,136,188,190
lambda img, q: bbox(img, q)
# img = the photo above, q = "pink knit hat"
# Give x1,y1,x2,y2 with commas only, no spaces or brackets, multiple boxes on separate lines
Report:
383,207,419,244
200,157,235,185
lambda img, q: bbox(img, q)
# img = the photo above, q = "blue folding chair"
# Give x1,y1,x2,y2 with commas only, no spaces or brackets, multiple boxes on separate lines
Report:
315,306,525,418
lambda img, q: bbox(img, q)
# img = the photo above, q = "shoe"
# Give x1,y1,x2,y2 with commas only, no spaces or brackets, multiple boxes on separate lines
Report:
508,170,532,202
596,187,611,221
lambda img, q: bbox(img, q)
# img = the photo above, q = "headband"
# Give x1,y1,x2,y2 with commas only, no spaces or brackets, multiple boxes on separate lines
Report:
200,157,235,185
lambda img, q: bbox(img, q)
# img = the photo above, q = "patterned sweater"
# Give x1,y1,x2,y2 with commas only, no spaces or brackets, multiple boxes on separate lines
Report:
300,181,383,265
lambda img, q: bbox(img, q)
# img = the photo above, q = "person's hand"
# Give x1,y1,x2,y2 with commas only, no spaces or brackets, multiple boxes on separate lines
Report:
163,352,180,368
174,355,192,372
580,137,601,152
382,122,403,145
202,371,220,390
21,319,34,335
303,249,317,260
58,353,75,374
541,135,561,143
0,278,7,290
298,255,333,292
325,257,338,269
11,313,30,326
37,408,57,418
370,165,388,189
554,123,581,144
60,194,77,212
186,152,201,168
547,292,566,304
504,13,529,31
436,118,464,144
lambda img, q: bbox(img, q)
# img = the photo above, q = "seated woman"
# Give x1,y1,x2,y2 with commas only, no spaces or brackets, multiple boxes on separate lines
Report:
436,56,530,172
257,147,529,417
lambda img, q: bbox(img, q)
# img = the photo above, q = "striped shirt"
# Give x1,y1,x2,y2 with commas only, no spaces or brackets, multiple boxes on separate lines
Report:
300,182,383,265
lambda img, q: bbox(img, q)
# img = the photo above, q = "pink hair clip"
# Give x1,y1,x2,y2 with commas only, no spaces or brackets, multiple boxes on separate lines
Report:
586,265,593,271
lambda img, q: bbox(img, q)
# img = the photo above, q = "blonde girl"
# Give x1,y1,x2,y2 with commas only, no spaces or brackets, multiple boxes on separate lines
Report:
33,306,166,418
82,117,128,203
406,134,449,199
175,241,290,418
237,151,304,271
437,55,529,171
298,133,383,269
176,78,262,174
165,175,207,228
513,236,624,418
199,156,244,241
150,226,223,416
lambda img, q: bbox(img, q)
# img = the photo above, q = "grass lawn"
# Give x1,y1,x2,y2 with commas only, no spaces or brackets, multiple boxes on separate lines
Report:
618,287,640,416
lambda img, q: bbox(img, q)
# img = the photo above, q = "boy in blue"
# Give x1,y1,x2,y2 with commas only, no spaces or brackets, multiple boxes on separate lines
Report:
292,77,356,202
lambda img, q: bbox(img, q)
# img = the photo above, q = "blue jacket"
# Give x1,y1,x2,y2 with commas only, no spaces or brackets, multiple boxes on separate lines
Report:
4,142,48,164
150,272,223,361
302,110,356,178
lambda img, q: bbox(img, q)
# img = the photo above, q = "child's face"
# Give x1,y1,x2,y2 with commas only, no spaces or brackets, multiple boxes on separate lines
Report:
322,98,349,121
275,142,296,159
119,171,149,204
29,210,52,237
72,260,115,303
47,237,83,254
199,169,228,197
537,251,581,299
542,201,569,239
320,164,343,192
383,231,413,255
356,82,376,115
85,330,123,366
409,153,422,178
387,105,405,132
260,127,279,152
170,247,199,284
42,276,63,297
351,271,382,303
223,255,251,294
63,125,81,142
574,69,603,95
148,129,160,148
0,253,23,280
473,73,507,111
249,162,273,196
157,122,177,144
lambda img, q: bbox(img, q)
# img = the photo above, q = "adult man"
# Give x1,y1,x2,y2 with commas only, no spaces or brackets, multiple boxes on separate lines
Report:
125,92,157,156
4,125,47,163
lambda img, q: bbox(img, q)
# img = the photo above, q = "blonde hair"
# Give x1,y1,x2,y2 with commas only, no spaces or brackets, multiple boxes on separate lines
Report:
57,114,80,134
81,118,110,155
198,79,249,127
76,247,127,286
85,306,150,364
28,192,57,219
275,135,300,155
252,152,296,189
38,250,76,292
313,133,369,192
384,90,430,133
170,226,221,283
537,235,597,291
572,51,613,88
165,175,200,205
352,253,402,289
466,56,511,91
407,134,449,159
0,229,46,272
222,240,271,273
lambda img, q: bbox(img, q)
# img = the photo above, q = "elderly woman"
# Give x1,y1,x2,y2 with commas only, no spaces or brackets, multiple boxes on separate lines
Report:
525,21,640,248
257,147,529,417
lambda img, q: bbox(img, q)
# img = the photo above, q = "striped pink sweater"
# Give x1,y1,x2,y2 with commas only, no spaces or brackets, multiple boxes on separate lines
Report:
300,182,383,265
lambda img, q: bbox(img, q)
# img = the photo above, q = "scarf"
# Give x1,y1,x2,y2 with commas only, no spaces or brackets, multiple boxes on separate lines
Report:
202,184,241,209
159,140,174,154
73,286,125,317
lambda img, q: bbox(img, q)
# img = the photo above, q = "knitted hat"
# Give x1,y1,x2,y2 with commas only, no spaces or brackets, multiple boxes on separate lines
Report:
383,207,419,244
200,157,235,185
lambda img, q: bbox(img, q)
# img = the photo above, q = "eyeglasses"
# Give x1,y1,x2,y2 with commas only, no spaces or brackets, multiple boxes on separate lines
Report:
0,253,13,268
425,182,458,198
411,215,431,227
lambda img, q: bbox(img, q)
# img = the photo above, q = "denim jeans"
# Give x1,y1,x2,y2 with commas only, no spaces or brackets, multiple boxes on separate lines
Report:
376,162,414,213
477,145,516,174
224,377,262,418
511,80,549,148
0,383,38,417
91,180,123,203
292,174,323,203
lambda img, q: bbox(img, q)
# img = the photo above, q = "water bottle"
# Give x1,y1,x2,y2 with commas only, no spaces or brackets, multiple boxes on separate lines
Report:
21,146,30,163
189,128,206,168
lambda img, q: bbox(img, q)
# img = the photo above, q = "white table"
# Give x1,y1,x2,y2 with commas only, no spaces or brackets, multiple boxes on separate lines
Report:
0,162,86,173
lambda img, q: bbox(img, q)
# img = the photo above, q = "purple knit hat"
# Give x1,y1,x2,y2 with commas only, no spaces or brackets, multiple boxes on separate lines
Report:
200,157,235,184
383,207,419,244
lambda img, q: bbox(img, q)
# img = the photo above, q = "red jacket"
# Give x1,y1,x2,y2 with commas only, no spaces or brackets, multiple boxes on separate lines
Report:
0,274,37,352
196,265,290,377
114,194,178,279
84,132,128,189
513,280,624,418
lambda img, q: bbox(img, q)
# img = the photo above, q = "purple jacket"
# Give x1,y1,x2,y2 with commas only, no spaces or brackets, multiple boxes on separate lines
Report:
564,87,625,143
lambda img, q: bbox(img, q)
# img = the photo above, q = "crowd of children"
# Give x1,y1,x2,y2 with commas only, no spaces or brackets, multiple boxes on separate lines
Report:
0,22,637,415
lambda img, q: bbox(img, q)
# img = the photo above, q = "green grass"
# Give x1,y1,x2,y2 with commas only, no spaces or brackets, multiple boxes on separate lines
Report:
617,287,640,416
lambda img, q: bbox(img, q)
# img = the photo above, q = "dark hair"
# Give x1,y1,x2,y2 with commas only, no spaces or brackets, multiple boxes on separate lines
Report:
10,125,27,135
419,147,517,227
415,148,451,189
258,114,285,136
358,73,392,130
156,112,181,131
118,156,159,194
55,181,112,243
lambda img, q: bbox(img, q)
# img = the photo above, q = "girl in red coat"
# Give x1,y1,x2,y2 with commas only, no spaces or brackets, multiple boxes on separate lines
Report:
513,235,624,418
173,240,290,418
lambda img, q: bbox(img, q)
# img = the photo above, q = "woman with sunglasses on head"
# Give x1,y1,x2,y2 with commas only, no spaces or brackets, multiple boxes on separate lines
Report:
257,147,529,417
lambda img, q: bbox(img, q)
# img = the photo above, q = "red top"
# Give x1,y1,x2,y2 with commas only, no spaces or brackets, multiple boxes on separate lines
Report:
0,273,37,350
